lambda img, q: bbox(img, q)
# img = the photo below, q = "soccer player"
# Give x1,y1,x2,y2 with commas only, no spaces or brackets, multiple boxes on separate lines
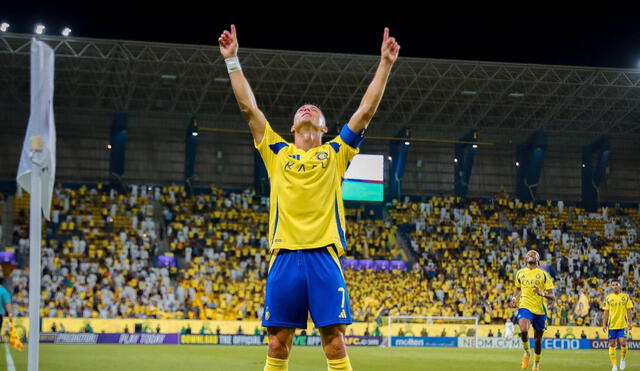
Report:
509,250,555,371
218,25,399,371
602,279,634,371
505,318,515,339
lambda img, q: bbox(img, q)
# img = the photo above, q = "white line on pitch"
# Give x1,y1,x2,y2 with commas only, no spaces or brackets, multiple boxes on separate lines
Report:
4,342,16,371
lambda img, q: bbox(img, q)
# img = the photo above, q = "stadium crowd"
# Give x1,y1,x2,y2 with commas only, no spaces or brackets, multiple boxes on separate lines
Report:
4,185,639,329
388,196,640,326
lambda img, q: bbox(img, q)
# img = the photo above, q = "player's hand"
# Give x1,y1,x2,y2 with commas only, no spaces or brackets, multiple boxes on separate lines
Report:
533,287,543,296
381,27,400,64
602,325,608,333
219,24,239,59
508,296,518,308
629,322,634,331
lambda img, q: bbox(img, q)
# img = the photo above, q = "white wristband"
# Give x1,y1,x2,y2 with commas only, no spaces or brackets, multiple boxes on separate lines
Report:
225,56,241,74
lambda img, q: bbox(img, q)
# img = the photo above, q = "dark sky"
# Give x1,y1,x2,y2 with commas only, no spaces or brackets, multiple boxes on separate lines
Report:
5,4,640,68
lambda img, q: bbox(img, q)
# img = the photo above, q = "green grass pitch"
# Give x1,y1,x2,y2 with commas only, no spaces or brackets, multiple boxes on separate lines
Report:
0,344,620,370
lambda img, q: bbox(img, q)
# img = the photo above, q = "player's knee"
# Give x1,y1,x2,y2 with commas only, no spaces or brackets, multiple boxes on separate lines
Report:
320,326,347,358
534,333,543,341
519,331,528,340
323,337,346,358
268,336,290,359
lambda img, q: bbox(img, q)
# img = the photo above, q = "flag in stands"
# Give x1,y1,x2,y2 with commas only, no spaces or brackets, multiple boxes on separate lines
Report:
574,292,590,317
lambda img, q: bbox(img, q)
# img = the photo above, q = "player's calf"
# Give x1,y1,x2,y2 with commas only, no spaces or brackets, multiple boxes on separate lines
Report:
320,324,352,371
264,327,294,371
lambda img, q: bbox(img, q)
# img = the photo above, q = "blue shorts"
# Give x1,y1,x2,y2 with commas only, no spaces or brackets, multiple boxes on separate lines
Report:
516,308,547,332
262,245,352,329
608,329,626,341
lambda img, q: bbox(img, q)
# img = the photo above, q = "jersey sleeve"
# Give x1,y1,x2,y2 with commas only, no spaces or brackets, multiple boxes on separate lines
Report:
254,122,289,177
602,296,610,310
328,124,363,175
514,269,522,288
543,271,554,291
626,294,634,309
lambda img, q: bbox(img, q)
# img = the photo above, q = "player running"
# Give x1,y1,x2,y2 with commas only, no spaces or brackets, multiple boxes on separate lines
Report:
218,24,399,371
509,250,555,371
602,279,634,371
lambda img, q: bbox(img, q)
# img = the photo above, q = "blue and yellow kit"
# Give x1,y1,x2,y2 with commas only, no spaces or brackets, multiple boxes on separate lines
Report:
603,292,633,340
515,267,554,332
256,122,363,328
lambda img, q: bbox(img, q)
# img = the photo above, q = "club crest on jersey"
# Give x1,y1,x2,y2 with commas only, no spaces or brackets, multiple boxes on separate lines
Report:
316,151,329,161
536,273,541,279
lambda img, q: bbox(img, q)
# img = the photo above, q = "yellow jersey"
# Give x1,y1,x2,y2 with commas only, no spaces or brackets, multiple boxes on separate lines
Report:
603,293,634,330
514,267,554,315
255,122,358,255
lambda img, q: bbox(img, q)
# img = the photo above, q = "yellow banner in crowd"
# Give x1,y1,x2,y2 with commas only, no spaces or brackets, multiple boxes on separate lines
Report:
3,317,29,340
41,318,639,340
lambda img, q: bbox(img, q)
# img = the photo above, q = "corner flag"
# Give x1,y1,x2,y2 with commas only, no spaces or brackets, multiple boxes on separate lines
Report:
16,38,56,220
15,37,56,371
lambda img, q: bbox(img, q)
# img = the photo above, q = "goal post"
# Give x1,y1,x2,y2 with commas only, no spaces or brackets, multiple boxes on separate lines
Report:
387,315,479,348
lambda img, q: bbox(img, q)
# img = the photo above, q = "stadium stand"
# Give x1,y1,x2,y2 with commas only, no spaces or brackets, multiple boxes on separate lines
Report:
4,185,639,331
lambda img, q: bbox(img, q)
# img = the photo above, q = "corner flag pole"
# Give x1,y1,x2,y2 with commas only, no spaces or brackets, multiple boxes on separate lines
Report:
17,37,56,371
27,137,44,371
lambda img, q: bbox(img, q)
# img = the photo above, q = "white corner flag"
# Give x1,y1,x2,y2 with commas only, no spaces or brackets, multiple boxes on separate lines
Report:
15,38,56,371
16,38,56,220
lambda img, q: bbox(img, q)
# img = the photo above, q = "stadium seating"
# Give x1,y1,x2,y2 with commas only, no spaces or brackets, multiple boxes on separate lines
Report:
5,185,639,329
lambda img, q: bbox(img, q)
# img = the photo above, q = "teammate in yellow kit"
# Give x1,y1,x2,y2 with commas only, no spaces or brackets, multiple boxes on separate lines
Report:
509,250,555,371
602,279,634,371
218,24,399,371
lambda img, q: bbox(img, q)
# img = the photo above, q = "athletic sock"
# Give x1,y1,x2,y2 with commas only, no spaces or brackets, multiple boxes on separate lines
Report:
609,347,617,366
264,356,288,371
327,356,353,371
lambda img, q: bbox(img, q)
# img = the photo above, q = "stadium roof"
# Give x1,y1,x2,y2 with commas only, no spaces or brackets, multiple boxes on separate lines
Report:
2,33,640,141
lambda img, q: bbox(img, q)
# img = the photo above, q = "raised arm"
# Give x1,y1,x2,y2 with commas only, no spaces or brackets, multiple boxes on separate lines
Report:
218,24,268,144
347,27,400,134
